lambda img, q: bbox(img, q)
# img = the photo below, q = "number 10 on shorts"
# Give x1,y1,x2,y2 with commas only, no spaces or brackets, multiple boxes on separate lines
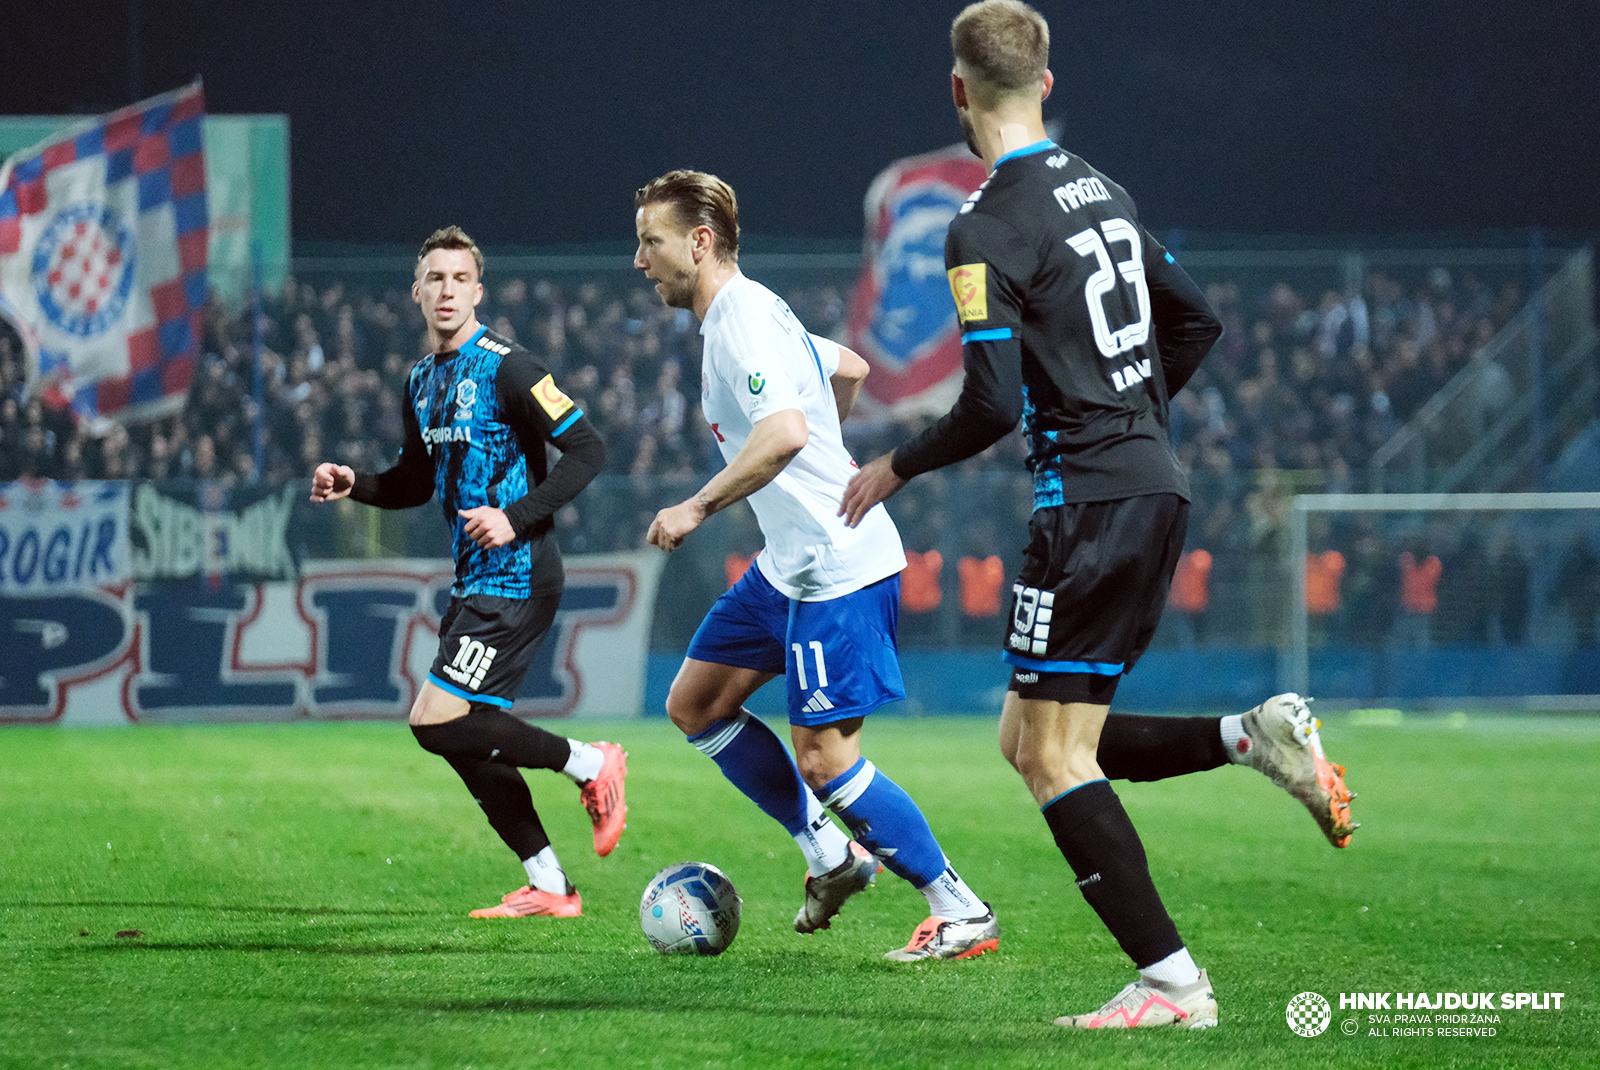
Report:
791,641,829,689
444,636,498,691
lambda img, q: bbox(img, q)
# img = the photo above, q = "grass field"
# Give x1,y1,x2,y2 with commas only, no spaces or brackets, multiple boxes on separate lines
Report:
2,713,1596,1069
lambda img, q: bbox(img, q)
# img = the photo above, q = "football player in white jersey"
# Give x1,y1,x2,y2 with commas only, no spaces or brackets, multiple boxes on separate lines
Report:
635,169,999,960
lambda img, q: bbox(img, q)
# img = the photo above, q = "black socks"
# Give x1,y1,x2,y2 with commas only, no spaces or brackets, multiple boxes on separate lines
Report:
411,706,572,770
412,708,573,861
1097,714,1227,782
1041,779,1184,969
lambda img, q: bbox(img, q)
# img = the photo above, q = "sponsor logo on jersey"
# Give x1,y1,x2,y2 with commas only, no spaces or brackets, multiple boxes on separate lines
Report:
948,263,988,324
531,373,575,420
748,372,765,395
1014,671,1039,684
422,424,473,452
476,336,512,356
1046,153,1071,169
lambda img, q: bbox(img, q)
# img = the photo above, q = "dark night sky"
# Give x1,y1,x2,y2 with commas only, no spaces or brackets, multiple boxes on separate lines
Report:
4,1,1597,246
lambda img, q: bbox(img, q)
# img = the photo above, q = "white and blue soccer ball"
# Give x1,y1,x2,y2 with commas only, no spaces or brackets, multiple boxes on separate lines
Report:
639,861,742,956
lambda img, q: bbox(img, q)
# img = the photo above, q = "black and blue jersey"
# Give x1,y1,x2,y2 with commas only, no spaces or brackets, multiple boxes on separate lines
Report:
352,325,605,598
890,140,1221,508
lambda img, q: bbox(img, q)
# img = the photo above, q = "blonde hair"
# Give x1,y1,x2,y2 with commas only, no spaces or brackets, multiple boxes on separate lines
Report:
635,170,740,263
951,0,1049,105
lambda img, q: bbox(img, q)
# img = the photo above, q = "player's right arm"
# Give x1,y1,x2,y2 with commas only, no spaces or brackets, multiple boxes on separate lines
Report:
647,408,807,552
311,395,434,509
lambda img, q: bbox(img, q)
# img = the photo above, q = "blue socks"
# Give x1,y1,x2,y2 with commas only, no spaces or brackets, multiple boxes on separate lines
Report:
688,710,848,875
818,756,949,888
688,709,811,833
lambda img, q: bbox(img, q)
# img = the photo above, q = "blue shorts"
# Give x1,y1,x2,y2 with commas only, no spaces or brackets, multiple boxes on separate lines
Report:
685,564,906,726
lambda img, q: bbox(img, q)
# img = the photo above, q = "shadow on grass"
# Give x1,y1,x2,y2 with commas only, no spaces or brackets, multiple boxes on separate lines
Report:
380,995,961,1024
18,900,435,917
72,941,510,956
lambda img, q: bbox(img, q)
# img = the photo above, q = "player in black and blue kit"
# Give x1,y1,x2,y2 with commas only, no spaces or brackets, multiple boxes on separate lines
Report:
843,0,1355,1030
311,226,627,919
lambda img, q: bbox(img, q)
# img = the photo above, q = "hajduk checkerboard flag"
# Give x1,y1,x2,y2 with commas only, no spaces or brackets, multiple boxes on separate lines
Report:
0,81,207,422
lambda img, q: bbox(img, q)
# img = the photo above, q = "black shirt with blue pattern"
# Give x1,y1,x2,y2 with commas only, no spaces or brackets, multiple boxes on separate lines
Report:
352,325,605,597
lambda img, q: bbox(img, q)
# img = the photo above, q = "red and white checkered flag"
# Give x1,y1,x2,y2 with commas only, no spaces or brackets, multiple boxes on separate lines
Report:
0,81,207,423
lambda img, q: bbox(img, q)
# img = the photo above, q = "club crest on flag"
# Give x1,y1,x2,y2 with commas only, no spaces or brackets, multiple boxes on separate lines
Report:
33,200,136,338
846,142,988,416
0,81,208,424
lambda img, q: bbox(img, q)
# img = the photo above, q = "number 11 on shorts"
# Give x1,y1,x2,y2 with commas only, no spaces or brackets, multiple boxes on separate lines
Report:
791,641,828,689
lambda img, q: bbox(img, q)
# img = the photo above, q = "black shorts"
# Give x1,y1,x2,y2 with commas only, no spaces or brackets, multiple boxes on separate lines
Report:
428,590,562,709
1004,494,1187,704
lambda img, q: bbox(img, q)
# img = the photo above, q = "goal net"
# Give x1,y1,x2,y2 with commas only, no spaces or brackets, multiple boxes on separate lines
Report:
1284,492,1600,709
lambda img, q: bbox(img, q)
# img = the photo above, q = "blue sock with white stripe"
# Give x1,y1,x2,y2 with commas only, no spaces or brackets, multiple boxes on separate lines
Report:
687,709,848,876
819,757,974,907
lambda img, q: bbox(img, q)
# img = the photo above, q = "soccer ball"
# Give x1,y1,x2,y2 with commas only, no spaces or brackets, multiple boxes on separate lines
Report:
639,861,742,955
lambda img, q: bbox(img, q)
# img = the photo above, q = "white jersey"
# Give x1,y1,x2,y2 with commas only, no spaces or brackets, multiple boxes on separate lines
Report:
700,272,905,601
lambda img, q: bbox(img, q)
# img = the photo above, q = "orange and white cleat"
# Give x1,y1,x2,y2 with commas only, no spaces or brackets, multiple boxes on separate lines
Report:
1055,970,1218,1029
580,741,628,856
469,884,583,918
1241,694,1359,847
883,907,999,961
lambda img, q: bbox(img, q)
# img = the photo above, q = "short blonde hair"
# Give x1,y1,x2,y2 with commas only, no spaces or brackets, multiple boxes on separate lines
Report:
635,170,740,263
416,225,484,280
951,0,1049,105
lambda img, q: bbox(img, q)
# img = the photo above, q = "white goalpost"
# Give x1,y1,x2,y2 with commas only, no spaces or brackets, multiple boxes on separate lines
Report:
1284,492,1600,706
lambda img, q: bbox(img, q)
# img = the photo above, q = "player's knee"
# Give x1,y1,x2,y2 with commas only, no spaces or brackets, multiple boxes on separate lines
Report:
793,748,833,791
1010,741,1047,783
664,686,723,737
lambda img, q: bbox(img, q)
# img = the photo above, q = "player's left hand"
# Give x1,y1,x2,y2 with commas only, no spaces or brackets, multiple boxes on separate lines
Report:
839,452,907,528
647,500,704,552
458,506,516,549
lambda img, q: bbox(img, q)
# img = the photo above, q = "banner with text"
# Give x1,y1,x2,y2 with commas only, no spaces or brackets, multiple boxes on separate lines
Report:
0,480,128,595
0,548,664,724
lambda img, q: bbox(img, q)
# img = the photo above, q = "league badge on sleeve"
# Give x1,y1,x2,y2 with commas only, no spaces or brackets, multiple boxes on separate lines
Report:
531,373,575,420
948,264,988,325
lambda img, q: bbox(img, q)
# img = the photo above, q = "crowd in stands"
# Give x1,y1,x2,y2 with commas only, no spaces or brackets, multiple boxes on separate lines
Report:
3,258,1594,648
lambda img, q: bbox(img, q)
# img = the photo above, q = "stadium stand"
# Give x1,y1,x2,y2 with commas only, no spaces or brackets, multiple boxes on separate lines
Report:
1,240,1593,665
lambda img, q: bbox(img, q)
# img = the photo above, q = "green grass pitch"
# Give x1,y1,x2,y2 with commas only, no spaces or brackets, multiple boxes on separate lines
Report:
2,713,1596,1069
